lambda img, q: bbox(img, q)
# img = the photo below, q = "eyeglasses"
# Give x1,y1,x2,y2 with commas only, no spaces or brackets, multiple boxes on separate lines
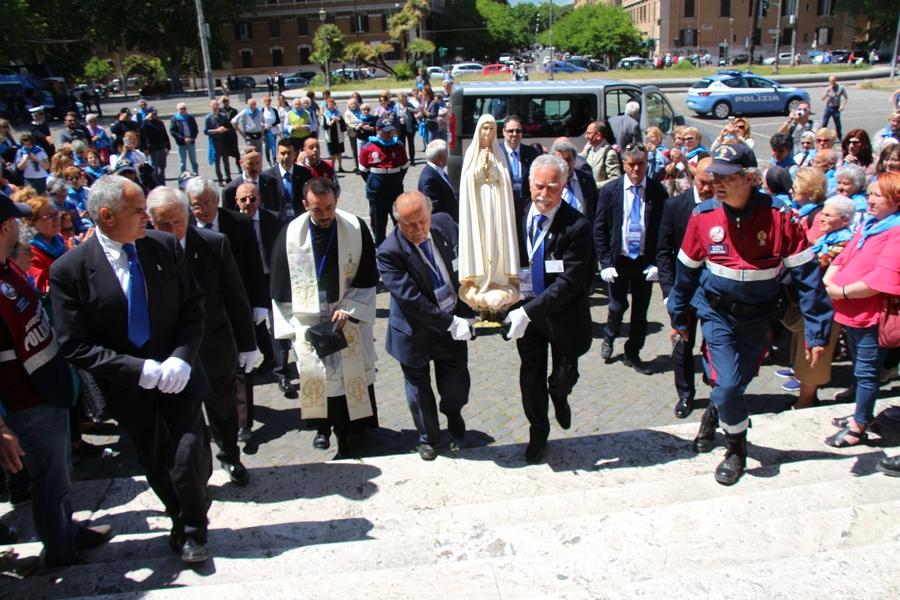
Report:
815,138,830,143
238,195,258,202
504,128,523,134
39,211,61,221
847,139,861,145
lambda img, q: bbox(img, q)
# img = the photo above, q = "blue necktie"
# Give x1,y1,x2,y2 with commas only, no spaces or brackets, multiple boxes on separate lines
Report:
510,150,520,179
123,243,150,348
628,185,642,259
564,180,578,210
532,214,547,294
419,239,445,288
283,171,293,203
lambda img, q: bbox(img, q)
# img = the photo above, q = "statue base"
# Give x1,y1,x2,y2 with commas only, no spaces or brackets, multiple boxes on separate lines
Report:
472,310,511,339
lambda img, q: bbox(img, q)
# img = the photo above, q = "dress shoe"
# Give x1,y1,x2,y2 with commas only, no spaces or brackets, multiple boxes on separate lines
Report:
447,412,466,439
221,461,250,486
552,398,572,430
278,376,299,399
180,538,208,564
674,396,694,419
312,433,331,450
600,340,613,362
622,354,652,375
0,551,41,578
238,427,253,443
75,524,113,550
416,443,438,461
525,441,546,465
877,454,900,477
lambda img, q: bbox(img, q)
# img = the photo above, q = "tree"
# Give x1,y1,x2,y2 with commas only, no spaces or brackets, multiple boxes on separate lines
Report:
123,54,166,84
407,38,436,63
836,0,898,47
83,56,114,83
436,0,536,61
344,41,398,76
542,4,640,64
310,23,344,82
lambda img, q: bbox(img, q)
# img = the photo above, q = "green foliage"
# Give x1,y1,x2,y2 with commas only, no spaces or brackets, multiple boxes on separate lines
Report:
83,56,114,82
671,59,695,71
836,0,898,46
393,63,415,81
344,41,396,76
436,0,537,61
547,4,641,63
407,38,435,60
123,55,165,83
310,23,344,72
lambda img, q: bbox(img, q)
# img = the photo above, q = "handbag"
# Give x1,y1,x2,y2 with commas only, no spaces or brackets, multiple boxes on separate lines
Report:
878,294,900,348
305,320,349,358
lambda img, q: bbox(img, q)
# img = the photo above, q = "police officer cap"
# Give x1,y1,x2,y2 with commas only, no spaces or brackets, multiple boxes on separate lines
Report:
375,116,397,132
0,193,32,223
113,160,138,176
707,142,757,176
28,105,45,114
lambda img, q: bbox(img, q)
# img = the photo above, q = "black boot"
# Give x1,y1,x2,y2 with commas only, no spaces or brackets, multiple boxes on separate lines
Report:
692,405,718,453
714,431,748,486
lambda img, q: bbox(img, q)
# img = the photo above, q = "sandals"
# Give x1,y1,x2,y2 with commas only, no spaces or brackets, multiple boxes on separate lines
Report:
825,425,868,448
831,415,881,435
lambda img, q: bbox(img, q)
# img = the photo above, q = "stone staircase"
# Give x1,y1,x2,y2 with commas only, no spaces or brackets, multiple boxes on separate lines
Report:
2,401,898,599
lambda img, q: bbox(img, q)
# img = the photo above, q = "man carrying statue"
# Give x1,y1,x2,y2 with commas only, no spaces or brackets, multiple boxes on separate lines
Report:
270,177,380,457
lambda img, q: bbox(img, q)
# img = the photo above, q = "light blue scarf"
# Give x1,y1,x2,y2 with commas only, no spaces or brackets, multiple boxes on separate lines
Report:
810,227,852,256
857,211,900,249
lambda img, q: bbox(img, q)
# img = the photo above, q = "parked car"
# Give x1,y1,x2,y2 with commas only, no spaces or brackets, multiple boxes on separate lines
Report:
543,60,588,74
482,63,513,75
426,66,446,79
228,76,256,91
450,62,485,78
566,57,607,71
615,57,653,70
686,69,810,119
282,76,309,89
139,80,173,97
290,70,319,82
763,52,796,65
331,68,365,81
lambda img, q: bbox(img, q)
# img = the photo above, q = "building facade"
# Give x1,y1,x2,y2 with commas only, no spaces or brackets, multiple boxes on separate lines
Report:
576,0,861,59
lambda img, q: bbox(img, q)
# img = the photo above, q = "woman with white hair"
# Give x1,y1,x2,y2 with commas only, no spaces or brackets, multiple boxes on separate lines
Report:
794,131,816,167
834,164,869,230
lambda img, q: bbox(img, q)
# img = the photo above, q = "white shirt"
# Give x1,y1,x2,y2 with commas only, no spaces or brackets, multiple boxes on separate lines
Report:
262,106,279,128
96,229,133,298
525,201,562,259
15,147,49,179
563,176,584,215
198,212,220,232
413,233,453,296
621,176,647,256
692,186,707,205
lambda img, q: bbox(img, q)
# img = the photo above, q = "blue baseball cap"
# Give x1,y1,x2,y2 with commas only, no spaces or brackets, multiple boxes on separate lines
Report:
375,116,397,132
707,142,757,176
0,193,31,223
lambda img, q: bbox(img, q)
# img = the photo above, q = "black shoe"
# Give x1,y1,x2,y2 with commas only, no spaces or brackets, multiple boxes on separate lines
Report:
255,358,275,375
622,354,652,375
313,433,330,450
278,377,299,399
877,455,900,477
169,525,185,553
221,461,250,486
714,431,748,486
674,396,694,419
525,441,546,465
72,440,104,457
601,340,613,362
9,488,31,509
238,427,253,443
417,443,438,461
447,412,466,439
75,524,113,550
552,398,571,430
693,405,718,453
180,538,208,564
334,437,355,459
0,551,41,578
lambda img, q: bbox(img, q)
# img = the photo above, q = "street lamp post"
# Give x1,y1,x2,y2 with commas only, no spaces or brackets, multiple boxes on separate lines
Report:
788,0,799,66
193,0,216,99
319,7,331,91
548,0,554,81
729,17,734,64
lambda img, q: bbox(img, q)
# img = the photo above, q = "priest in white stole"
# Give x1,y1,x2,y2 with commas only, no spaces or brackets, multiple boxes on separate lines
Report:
270,177,380,457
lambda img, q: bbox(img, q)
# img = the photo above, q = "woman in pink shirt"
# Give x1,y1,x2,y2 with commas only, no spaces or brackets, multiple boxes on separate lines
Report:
822,171,900,447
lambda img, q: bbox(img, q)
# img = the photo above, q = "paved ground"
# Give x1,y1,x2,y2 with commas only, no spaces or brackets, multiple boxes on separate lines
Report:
10,83,900,485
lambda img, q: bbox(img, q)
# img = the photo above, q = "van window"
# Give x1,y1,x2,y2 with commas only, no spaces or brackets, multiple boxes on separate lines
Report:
645,91,675,135
604,88,642,121
462,96,516,134
520,94,595,137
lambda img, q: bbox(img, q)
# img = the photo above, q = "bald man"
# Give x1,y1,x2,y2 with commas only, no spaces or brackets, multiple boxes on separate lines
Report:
222,147,280,213
657,156,715,418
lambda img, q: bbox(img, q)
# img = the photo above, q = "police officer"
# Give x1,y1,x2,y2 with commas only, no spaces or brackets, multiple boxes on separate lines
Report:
358,115,409,245
667,143,832,486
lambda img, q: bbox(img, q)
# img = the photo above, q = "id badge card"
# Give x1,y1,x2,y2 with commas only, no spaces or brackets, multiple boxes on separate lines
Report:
519,267,535,300
318,290,330,318
434,283,455,312
545,259,564,273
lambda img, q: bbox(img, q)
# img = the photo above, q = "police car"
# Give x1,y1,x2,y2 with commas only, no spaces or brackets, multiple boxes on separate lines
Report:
686,70,810,119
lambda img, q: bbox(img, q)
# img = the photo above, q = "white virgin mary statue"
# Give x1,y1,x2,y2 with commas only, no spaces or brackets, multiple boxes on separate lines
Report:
458,114,521,319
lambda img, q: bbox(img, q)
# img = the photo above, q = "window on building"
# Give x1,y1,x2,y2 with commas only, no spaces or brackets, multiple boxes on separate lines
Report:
240,50,253,69
752,28,761,46
381,14,388,32
679,29,695,47
720,0,731,17
684,0,695,18
351,14,369,33
235,22,252,41
271,48,283,67
817,0,835,16
299,46,311,65
297,17,308,36
269,19,280,38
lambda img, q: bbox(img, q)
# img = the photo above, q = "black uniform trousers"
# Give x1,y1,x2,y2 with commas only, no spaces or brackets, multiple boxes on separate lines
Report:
516,326,580,445
604,254,653,356
673,309,699,402
107,390,211,531
235,370,254,432
400,340,469,445
203,370,240,464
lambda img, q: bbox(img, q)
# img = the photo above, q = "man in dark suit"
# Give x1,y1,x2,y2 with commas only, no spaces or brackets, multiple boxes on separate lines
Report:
222,147,280,213
377,192,474,461
657,157,715,418
146,186,257,485
234,181,297,401
417,139,458,221
595,144,668,374
185,176,269,439
499,116,541,216
50,175,212,563
608,101,642,150
503,155,595,464
263,138,311,221
550,140,598,224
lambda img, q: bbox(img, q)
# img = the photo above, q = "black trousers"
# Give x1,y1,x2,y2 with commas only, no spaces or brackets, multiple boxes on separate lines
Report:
400,339,469,445
109,391,210,530
673,309,699,401
517,326,580,444
212,140,232,183
604,255,653,356
235,370,254,431
367,191,398,246
203,370,240,464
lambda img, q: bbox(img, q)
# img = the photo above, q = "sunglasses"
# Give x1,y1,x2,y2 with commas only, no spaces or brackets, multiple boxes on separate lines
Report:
847,139,861,144
504,128,523,134
238,195,258,202
39,211,61,221
815,138,830,143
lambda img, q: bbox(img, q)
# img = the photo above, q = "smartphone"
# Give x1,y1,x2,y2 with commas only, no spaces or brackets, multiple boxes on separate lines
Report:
728,116,736,123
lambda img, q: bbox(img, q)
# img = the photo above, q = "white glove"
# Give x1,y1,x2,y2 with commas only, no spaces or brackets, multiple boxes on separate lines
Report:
600,267,619,283
238,349,259,374
663,296,669,308
643,265,659,282
448,315,473,341
503,307,531,340
139,359,163,390
252,307,268,326
157,356,191,395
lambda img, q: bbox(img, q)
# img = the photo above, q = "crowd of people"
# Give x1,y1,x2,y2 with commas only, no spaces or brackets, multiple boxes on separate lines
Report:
0,81,898,576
